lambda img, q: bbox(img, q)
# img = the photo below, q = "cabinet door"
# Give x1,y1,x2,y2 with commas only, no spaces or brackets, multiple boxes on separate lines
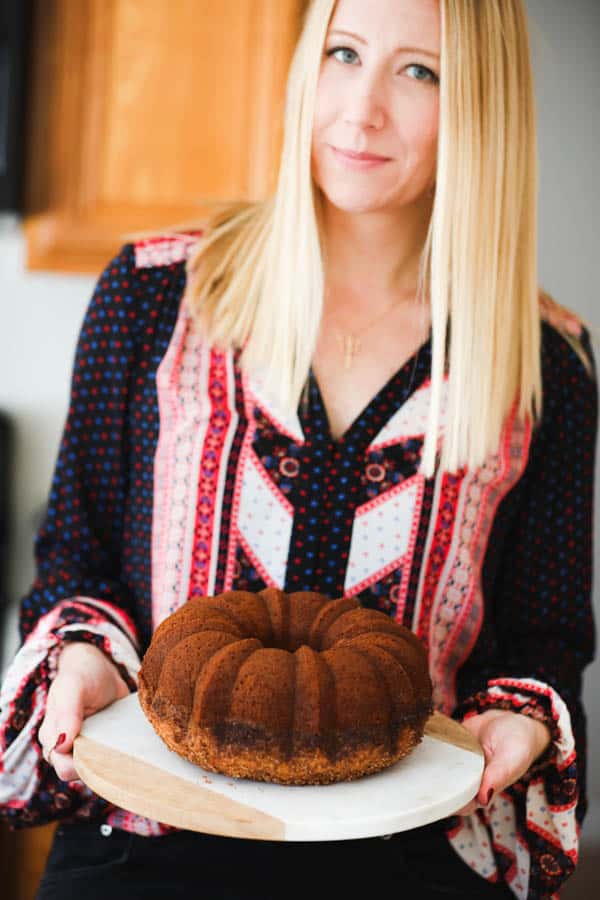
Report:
24,0,306,272
0,821,57,900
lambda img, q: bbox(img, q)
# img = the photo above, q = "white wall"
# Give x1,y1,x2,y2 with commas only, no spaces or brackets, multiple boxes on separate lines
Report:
0,214,97,666
526,4,600,891
0,0,598,892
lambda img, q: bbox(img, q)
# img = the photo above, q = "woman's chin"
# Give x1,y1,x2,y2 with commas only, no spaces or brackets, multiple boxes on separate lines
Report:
319,189,392,216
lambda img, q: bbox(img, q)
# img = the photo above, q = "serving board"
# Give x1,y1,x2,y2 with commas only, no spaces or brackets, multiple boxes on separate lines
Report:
74,692,483,842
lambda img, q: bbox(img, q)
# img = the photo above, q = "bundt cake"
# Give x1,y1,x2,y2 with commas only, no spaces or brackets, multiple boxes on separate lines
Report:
138,587,433,785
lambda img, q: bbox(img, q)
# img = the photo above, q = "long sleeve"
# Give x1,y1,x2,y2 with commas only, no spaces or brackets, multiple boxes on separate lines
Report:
446,323,598,899
0,244,145,828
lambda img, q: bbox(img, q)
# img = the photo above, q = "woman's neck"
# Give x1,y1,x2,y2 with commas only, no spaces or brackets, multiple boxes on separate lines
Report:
321,197,432,317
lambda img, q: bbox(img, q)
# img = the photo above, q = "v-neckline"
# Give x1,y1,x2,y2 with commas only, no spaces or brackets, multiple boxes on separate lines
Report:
305,327,432,446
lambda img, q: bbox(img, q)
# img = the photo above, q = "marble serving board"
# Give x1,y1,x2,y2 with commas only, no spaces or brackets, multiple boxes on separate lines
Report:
74,692,483,842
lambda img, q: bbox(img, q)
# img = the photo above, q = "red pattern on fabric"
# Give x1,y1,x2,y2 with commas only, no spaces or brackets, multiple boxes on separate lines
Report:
188,347,234,598
416,471,463,646
134,230,204,268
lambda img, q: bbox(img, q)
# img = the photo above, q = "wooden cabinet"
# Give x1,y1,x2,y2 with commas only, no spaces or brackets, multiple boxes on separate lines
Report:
23,0,306,272
6,3,308,886
0,822,56,900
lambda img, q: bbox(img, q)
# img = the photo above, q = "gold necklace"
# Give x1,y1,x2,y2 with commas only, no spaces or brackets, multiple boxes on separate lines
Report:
326,299,405,370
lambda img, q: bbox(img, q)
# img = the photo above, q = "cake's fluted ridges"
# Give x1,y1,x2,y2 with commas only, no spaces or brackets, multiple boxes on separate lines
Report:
141,600,229,694
292,644,337,758
228,647,295,735
191,638,262,728
354,632,432,706
196,601,257,642
321,607,407,649
309,596,360,649
153,630,238,714
287,591,335,650
255,590,276,647
210,591,274,645
341,636,418,718
258,586,289,648
320,644,389,731
340,644,397,756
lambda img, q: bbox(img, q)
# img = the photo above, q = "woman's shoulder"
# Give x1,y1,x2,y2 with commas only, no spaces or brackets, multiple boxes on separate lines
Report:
128,228,205,269
540,318,597,389
83,231,207,345
536,319,598,444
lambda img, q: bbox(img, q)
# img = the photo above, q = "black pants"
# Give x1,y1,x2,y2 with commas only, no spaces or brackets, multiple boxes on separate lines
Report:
36,819,515,899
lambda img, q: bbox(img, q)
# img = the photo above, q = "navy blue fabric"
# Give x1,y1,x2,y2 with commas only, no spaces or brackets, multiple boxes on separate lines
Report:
36,821,516,900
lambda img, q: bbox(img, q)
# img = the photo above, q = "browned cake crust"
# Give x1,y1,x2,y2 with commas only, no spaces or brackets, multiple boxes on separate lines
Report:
138,588,433,785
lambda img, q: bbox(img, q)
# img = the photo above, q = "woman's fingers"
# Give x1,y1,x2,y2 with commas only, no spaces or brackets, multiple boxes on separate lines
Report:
474,753,523,806
452,715,491,815
454,758,520,816
452,710,551,817
38,642,130,784
39,673,83,753
47,742,81,783
38,667,87,782
454,798,480,816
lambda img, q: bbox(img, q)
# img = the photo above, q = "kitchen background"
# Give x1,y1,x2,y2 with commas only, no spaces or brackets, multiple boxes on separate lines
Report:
0,0,598,897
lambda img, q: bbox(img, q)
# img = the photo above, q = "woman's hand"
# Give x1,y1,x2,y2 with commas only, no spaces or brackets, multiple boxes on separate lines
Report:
539,290,583,337
454,709,552,815
38,641,130,783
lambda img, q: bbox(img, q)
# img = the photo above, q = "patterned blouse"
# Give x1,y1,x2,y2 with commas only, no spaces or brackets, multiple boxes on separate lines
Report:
0,233,597,900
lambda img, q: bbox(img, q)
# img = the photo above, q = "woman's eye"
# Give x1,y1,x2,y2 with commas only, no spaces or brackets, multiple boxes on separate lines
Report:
326,46,358,65
406,63,439,85
325,48,439,85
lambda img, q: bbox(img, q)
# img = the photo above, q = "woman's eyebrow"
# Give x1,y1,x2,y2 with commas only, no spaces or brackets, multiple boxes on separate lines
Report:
328,28,440,60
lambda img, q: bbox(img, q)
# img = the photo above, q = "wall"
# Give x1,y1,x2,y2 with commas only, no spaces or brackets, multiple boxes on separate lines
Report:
0,0,598,893
524,2,600,890
0,214,97,667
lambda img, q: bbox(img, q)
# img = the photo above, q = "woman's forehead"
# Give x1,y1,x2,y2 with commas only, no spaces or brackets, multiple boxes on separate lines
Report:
327,0,441,53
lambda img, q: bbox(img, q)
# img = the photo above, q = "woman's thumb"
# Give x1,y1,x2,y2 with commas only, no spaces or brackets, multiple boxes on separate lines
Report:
40,685,84,782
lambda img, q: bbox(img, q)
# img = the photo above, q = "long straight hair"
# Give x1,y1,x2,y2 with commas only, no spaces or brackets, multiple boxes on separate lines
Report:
137,0,594,479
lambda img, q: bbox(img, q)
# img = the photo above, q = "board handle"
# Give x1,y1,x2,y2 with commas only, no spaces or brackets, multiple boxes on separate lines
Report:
424,711,483,756
74,735,286,840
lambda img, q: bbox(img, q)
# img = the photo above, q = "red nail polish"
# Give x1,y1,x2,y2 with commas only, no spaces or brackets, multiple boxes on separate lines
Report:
54,733,66,749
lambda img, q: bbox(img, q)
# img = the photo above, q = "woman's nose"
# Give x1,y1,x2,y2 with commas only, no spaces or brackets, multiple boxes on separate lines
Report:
342,76,386,131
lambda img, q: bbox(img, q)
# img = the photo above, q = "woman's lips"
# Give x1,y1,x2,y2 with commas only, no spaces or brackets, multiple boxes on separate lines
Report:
330,146,391,169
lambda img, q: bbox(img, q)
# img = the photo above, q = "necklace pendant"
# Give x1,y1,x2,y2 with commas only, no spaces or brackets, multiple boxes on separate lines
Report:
335,332,360,369
346,334,360,369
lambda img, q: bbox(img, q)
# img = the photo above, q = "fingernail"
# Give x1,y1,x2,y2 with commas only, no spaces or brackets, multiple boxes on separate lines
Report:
54,733,66,749
485,788,494,806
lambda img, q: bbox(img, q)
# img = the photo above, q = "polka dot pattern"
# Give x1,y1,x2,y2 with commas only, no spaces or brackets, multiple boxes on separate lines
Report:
284,353,431,610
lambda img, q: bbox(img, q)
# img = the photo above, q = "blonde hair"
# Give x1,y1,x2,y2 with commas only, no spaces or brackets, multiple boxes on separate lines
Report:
127,0,595,479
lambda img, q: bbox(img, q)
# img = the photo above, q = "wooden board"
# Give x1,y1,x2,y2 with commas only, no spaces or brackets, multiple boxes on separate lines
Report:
74,693,483,842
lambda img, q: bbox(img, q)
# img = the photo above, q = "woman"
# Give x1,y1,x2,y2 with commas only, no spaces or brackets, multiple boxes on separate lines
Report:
0,1,596,898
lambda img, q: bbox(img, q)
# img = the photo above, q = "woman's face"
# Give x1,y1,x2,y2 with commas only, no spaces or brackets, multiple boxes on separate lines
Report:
311,0,440,216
